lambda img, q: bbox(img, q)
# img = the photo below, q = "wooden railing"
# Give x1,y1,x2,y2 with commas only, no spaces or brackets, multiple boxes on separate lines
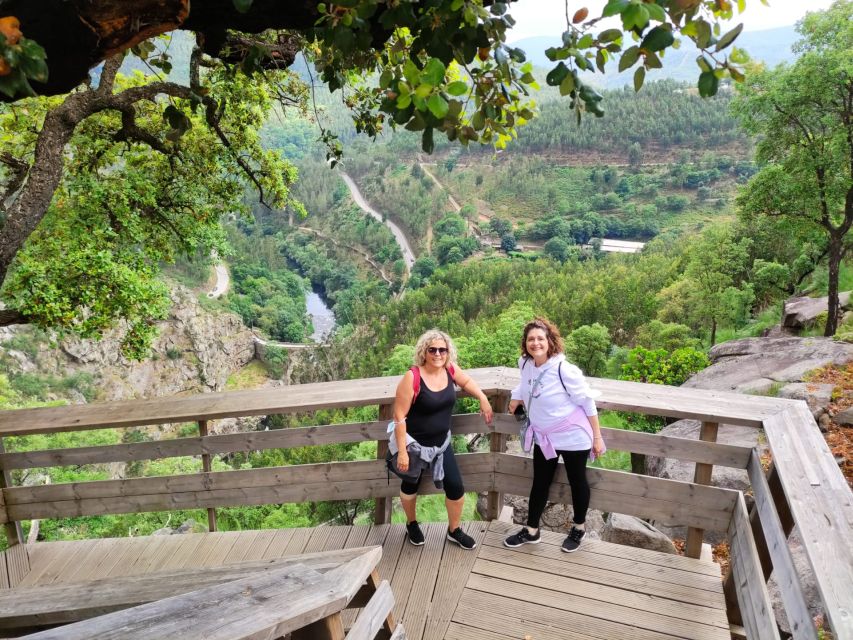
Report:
0,367,850,640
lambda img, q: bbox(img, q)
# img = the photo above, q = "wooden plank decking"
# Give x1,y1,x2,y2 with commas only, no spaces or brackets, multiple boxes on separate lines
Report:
2,520,728,639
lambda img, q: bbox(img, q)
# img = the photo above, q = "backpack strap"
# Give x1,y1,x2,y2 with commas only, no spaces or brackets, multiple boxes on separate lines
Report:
557,361,569,395
410,365,421,399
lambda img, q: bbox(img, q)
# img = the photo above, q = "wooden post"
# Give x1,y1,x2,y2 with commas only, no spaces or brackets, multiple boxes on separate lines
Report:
292,612,345,640
374,404,393,525
685,421,718,559
198,420,217,532
486,391,509,521
0,438,23,546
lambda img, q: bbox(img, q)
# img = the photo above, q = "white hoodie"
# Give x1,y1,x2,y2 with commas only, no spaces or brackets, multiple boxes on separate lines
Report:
510,353,600,452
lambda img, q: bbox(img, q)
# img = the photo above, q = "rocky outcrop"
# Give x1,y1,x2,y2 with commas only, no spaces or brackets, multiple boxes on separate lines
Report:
684,337,853,394
783,292,850,330
1,285,256,402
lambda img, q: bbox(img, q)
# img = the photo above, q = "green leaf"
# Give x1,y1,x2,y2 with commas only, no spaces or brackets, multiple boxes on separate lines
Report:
421,58,446,86
695,55,713,73
545,62,570,86
618,46,640,72
640,26,674,52
447,81,468,96
698,70,719,97
694,20,712,48
644,3,666,22
633,66,645,92
427,93,449,119
602,0,630,18
598,29,623,44
715,23,743,51
232,0,253,13
595,50,607,73
414,83,433,99
559,74,576,96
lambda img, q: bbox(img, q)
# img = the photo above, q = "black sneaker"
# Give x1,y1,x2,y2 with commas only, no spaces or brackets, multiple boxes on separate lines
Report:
446,527,477,550
406,520,425,546
504,527,541,548
561,526,585,553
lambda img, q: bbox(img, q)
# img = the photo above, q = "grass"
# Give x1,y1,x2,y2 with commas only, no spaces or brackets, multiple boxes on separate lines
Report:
226,360,271,390
390,492,481,524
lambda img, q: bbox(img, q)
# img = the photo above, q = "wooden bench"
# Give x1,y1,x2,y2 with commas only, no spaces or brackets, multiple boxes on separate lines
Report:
2,546,399,640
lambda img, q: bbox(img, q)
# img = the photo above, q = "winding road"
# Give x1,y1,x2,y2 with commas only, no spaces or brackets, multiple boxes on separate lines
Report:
340,172,416,271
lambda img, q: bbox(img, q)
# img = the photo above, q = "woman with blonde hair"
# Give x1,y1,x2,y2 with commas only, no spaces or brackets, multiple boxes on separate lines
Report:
390,329,493,549
504,317,605,553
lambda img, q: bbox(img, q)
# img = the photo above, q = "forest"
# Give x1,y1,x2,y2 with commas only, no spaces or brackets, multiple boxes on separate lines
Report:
0,0,851,548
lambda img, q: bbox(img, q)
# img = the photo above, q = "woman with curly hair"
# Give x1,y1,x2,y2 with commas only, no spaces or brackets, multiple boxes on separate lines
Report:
504,317,605,553
390,329,493,549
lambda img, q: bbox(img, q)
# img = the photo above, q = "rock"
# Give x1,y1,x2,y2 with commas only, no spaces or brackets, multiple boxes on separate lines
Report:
834,406,853,427
818,413,831,433
476,492,605,539
685,337,853,393
783,292,850,329
778,382,835,419
152,527,174,536
601,513,677,555
767,528,824,636
176,518,207,534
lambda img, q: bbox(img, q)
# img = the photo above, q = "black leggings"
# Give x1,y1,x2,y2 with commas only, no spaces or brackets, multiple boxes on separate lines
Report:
400,447,465,501
526,445,591,528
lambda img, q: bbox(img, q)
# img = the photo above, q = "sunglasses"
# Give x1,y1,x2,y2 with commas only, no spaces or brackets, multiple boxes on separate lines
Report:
427,347,449,355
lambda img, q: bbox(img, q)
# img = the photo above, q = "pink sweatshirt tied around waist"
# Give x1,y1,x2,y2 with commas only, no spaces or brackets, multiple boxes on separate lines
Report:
523,406,606,461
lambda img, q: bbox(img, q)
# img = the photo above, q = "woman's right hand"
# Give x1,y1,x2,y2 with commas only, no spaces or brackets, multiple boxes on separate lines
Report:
508,399,522,414
397,452,409,472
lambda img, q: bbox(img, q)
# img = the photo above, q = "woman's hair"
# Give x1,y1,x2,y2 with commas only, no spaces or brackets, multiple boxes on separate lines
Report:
413,329,458,367
520,317,564,359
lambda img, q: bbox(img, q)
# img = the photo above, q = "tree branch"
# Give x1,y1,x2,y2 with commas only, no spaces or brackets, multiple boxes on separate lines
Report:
97,54,125,95
0,308,29,327
0,151,30,211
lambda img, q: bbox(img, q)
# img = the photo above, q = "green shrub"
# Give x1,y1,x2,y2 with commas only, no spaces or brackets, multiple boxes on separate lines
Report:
620,346,710,386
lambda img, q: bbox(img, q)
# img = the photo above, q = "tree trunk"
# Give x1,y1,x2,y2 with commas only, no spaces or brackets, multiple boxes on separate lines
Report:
710,317,717,347
825,237,843,336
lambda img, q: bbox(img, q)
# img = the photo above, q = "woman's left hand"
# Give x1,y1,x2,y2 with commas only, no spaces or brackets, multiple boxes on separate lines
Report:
592,436,605,457
479,398,494,424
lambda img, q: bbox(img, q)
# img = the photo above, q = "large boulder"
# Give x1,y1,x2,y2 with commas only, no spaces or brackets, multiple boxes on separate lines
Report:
601,513,677,555
684,337,853,393
783,292,850,330
767,528,823,637
777,382,835,420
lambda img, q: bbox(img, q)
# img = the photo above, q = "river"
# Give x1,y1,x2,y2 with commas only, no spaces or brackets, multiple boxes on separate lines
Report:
306,290,336,342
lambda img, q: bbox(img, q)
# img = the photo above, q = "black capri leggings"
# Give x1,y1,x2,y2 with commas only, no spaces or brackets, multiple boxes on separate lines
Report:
400,447,465,501
526,445,591,528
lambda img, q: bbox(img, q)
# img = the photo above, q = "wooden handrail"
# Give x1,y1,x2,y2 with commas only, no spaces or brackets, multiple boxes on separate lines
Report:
0,415,753,471
0,367,792,437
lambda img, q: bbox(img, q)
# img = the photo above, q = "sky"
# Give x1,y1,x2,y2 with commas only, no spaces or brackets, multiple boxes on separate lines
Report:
506,0,836,42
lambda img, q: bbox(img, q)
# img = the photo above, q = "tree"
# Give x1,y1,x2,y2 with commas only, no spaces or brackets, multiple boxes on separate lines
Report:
0,51,304,355
732,1,853,336
656,225,753,346
565,323,610,377
500,232,517,253
543,237,572,263
0,0,764,346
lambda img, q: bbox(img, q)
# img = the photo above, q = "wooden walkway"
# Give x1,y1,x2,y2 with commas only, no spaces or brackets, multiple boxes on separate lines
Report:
1,520,728,640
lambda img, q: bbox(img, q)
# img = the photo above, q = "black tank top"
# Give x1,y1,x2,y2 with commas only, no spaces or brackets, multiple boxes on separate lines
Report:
407,369,456,448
